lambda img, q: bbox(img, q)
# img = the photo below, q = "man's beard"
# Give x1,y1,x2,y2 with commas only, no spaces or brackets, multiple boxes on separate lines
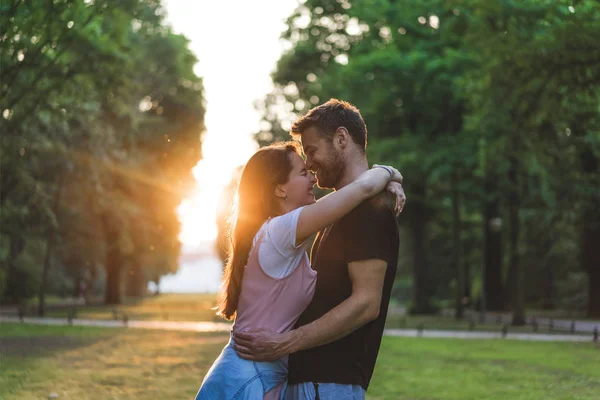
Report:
315,147,345,189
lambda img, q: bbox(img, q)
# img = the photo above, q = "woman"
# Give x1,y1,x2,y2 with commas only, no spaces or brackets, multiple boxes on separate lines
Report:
196,142,402,399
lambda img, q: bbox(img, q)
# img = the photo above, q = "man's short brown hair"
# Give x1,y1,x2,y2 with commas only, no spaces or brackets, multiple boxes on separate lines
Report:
291,99,367,152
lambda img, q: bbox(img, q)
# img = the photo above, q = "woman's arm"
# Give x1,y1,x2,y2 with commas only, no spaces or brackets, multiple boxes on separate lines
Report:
295,166,402,244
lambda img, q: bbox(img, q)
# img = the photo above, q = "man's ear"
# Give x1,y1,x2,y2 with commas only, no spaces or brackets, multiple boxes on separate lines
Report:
273,185,287,199
334,127,349,149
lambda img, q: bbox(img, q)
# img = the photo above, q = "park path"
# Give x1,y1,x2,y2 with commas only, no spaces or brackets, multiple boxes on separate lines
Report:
390,307,600,334
459,309,600,334
383,328,593,342
1,316,595,342
0,315,231,332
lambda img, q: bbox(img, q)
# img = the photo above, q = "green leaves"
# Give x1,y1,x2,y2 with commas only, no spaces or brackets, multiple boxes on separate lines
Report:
257,0,600,314
1,0,205,303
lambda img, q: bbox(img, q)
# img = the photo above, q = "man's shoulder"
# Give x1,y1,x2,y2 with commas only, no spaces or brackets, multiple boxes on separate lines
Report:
338,192,397,226
354,192,397,215
369,191,397,212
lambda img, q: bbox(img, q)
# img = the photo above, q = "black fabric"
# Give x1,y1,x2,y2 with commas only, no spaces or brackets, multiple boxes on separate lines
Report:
288,192,400,390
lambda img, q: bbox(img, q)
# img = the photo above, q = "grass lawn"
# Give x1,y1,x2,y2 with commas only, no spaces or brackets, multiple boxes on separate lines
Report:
368,338,599,400
1,323,598,400
1,323,226,400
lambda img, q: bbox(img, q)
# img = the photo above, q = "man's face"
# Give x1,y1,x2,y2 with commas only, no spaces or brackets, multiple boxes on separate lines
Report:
301,126,345,189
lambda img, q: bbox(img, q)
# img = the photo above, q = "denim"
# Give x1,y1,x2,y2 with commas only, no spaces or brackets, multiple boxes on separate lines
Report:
285,382,366,400
195,335,287,400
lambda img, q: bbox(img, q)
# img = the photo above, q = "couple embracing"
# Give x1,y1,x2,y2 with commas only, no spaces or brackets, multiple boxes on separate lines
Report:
196,99,406,400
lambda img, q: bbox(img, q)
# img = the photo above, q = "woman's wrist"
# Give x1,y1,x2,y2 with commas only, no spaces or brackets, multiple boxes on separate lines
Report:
372,164,393,180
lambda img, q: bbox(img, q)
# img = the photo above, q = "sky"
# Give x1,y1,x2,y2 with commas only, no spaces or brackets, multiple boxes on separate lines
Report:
165,0,301,251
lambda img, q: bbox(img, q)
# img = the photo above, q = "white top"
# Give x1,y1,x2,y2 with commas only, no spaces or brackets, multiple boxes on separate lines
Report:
252,206,312,279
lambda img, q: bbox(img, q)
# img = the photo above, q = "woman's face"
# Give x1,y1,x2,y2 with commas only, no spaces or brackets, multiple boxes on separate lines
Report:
280,152,317,209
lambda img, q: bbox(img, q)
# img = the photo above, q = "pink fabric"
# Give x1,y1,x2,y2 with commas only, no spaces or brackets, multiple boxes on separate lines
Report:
233,231,316,399
234,231,317,336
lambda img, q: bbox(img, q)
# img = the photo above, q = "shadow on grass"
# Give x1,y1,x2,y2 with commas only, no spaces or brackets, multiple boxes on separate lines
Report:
0,323,125,359
1,335,104,358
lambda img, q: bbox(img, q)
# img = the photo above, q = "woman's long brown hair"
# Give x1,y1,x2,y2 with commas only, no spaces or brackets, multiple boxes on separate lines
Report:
216,142,300,320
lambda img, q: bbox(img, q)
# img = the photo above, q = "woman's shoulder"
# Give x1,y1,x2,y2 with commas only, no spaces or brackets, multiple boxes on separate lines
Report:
252,220,270,244
266,207,305,230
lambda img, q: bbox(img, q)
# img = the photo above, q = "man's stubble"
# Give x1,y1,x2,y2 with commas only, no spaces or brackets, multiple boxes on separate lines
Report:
315,145,346,190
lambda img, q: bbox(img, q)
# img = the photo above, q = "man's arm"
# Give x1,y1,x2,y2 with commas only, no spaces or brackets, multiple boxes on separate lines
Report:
234,259,386,361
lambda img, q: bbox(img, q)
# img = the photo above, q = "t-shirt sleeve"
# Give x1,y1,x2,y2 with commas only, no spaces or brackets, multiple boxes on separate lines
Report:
266,206,310,255
258,206,312,279
340,196,397,264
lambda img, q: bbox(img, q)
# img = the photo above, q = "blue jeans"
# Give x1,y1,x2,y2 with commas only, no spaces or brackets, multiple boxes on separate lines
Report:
196,336,287,399
285,382,366,400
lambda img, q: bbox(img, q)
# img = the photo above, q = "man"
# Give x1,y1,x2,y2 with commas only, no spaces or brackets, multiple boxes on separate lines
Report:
234,99,403,399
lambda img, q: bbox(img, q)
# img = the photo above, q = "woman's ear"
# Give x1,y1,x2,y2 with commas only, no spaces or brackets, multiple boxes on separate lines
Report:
273,185,287,200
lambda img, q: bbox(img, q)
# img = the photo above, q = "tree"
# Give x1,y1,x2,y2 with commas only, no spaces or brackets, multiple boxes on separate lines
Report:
256,0,600,321
0,0,206,308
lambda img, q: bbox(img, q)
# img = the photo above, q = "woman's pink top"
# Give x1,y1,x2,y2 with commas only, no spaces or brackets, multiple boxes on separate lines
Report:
233,230,317,336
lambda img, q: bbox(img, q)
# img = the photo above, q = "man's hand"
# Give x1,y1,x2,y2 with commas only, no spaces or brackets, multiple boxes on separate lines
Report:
385,181,406,216
233,329,292,361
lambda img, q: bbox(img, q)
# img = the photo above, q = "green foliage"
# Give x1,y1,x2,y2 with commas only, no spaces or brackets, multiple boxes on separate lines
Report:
0,0,205,305
256,0,600,316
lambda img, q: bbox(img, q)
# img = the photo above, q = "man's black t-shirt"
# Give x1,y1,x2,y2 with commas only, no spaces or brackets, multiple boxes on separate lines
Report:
287,192,400,390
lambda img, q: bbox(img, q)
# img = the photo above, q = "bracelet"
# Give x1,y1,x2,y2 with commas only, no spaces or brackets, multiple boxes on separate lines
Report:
373,165,393,179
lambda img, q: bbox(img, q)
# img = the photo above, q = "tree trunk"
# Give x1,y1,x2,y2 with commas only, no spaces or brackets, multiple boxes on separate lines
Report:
38,230,55,317
125,259,147,297
4,235,26,303
540,263,555,310
464,260,472,306
583,209,600,318
102,214,122,305
38,173,65,316
73,275,82,298
579,146,600,318
508,141,525,326
452,172,465,319
483,176,504,311
152,275,161,296
83,263,97,305
410,184,433,314
104,249,122,305
539,231,558,310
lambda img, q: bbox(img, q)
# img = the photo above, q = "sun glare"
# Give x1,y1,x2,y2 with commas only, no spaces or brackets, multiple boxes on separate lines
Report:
167,0,299,250
177,127,257,248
